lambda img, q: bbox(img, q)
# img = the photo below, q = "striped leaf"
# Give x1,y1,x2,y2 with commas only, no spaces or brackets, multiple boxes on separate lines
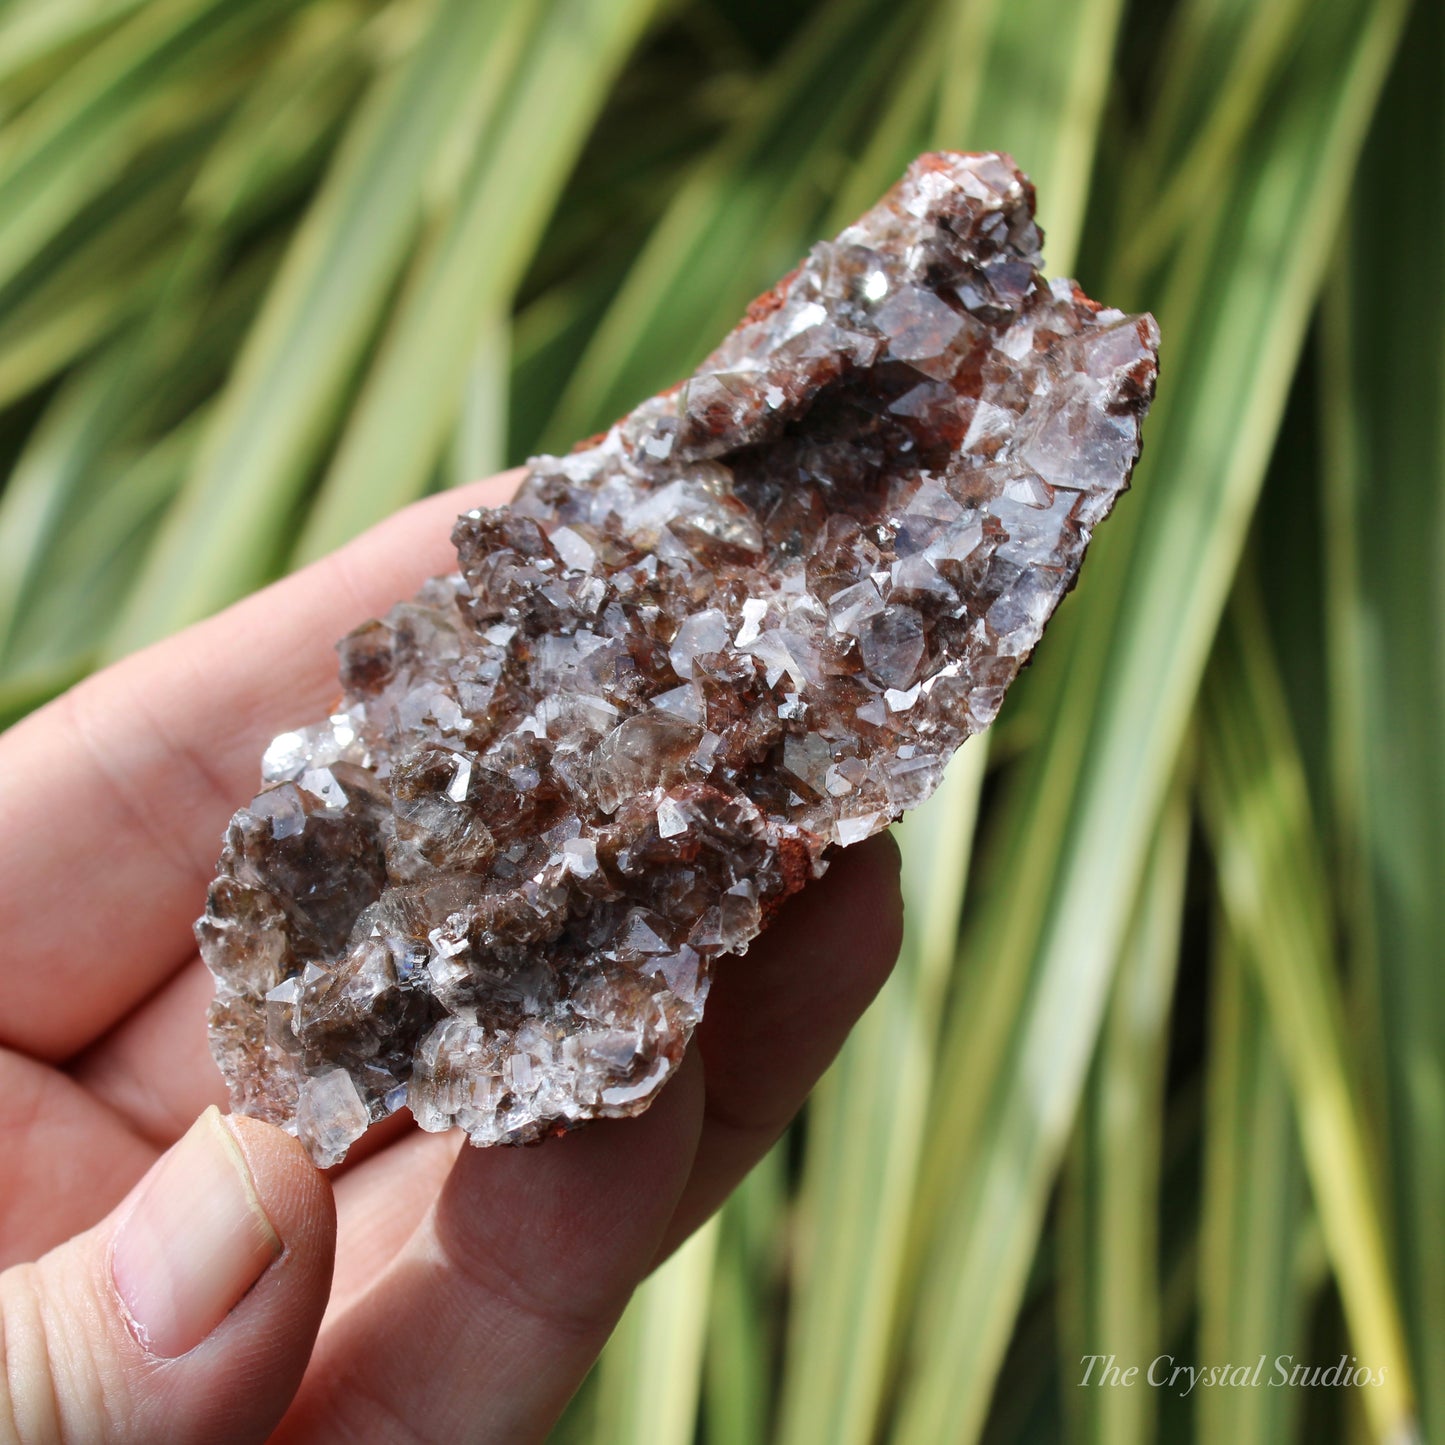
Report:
1319,4,1445,1433
293,0,664,557
893,2,1410,1439
1201,587,1416,1439
1058,784,1189,1445
107,0,535,650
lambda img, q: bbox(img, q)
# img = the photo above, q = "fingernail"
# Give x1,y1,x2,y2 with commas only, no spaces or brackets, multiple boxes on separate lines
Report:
112,1106,282,1358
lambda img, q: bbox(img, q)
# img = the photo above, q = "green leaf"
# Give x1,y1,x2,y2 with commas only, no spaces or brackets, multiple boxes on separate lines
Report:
591,1218,719,1445
1320,4,1445,1433
1118,0,1313,276
1194,927,1309,1445
0,0,153,112
534,0,929,456
0,223,272,677
893,1,1410,1439
5,411,202,674
1058,782,1188,1445
1200,585,1416,1439
0,655,92,730
293,0,665,557
106,0,537,653
701,1197,773,1445
0,354,145,658
0,0,289,292
776,744,987,1445
0,151,195,407
184,0,372,230
701,1145,785,1445
931,0,1128,272
448,310,511,489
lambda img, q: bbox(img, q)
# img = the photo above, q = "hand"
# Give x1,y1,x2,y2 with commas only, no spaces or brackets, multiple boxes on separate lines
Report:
0,473,903,1444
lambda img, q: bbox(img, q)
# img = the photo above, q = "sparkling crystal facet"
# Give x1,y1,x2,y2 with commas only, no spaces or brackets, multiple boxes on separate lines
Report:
201,152,1159,1165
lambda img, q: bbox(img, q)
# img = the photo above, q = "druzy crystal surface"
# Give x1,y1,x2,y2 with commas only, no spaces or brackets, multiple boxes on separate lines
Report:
202,152,1159,1166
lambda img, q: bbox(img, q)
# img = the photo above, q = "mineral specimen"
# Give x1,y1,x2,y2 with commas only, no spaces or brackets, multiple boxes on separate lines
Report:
201,152,1159,1166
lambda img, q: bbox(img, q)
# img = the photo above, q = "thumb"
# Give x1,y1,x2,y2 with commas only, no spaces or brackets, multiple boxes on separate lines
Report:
0,1106,335,1445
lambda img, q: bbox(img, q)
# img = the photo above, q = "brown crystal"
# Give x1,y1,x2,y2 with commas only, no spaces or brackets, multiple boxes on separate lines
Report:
201,152,1159,1165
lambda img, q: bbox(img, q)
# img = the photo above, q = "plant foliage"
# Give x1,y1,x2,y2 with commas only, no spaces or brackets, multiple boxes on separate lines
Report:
0,1,1437,1439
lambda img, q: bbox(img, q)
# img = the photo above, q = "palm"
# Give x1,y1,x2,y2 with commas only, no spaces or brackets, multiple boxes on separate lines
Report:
0,473,901,1441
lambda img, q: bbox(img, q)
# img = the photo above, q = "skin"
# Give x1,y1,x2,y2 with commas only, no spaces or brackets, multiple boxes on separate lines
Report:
0,471,903,1444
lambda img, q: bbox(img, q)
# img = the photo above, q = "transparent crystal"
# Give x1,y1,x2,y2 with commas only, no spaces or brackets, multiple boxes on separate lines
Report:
201,152,1158,1163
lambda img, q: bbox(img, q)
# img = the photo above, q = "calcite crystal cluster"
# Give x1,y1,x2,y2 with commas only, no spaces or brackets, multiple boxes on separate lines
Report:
202,152,1159,1165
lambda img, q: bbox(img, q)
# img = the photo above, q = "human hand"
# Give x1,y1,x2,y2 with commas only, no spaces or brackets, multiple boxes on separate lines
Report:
0,472,903,1444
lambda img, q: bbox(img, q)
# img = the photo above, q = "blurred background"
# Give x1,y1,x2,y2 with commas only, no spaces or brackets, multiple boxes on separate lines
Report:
0,0,1438,1440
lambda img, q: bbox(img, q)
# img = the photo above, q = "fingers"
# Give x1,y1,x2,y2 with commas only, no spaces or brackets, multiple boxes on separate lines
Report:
70,835,898,1445
274,1056,704,1445
662,830,903,1254
84,829,903,1266
36,840,902,1445
71,958,226,1147
0,1049,156,1269
0,1108,335,1445
0,471,522,1060
313,833,901,1324
294,839,898,1439
82,827,902,1168
72,955,425,1174
327,1130,461,1312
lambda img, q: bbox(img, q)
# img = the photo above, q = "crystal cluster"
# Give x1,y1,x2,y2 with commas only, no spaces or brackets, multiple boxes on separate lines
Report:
201,152,1159,1166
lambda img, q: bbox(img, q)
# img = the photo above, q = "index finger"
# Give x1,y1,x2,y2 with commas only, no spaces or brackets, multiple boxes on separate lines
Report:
0,471,522,1059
